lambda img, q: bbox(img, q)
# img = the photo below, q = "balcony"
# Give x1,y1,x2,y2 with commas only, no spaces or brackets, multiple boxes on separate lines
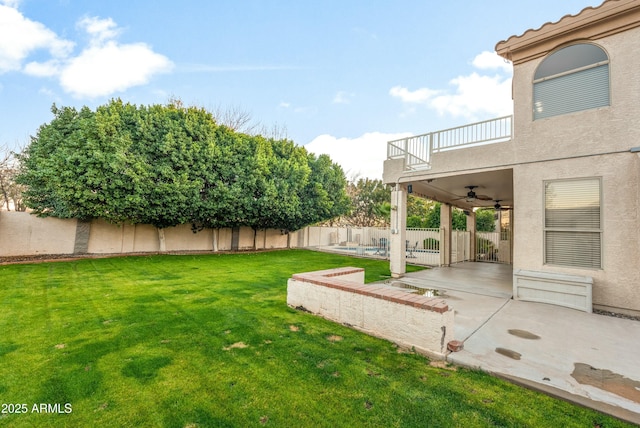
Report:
387,115,513,170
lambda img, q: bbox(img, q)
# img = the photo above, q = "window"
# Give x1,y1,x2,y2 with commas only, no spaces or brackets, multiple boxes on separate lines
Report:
544,178,602,269
534,43,610,120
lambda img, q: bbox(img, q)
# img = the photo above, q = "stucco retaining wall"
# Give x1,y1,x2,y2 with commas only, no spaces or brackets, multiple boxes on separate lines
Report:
287,267,454,359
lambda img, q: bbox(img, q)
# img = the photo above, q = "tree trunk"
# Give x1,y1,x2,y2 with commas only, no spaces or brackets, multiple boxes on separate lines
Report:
252,228,258,251
0,175,10,211
158,228,166,252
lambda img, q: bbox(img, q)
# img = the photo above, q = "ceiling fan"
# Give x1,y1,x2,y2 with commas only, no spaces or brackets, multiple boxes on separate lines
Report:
454,185,492,202
493,200,513,210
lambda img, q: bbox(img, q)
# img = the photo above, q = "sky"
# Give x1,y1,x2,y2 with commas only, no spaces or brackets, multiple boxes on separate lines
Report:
1,0,604,179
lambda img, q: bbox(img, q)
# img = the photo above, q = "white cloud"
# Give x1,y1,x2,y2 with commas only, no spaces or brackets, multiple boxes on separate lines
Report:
0,4,74,73
77,16,121,46
472,50,512,73
181,64,302,72
390,51,513,121
0,5,172,97
389,86,441,104
332,91,354,104
0,0,22,8
430,72,512,119
24,59,60,77
60,41,173,98
38,87,56,97
58,16,173,98
305,131,411,180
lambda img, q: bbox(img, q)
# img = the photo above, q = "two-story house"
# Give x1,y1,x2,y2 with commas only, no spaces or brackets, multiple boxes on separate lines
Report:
382,0,640,317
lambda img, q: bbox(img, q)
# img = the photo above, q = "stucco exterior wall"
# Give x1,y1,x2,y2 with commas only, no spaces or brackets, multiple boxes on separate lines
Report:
513,149,640,315
510,27,640,316
426,141,516,176
512,31,640,161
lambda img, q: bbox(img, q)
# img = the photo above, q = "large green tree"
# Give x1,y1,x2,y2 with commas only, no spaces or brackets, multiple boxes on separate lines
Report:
344,178,391,227
0,144,25,211
17,99,349,233
406,201,496,232
300,154,351,229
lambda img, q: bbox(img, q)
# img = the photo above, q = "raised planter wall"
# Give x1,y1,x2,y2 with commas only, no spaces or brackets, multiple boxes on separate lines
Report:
287,267,454,359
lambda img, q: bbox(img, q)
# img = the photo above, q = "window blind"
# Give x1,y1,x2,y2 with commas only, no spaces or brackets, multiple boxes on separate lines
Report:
544,178,602,269
534,64,610,120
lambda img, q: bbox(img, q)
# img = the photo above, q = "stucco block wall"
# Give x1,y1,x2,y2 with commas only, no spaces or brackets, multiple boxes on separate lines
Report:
164,224,213,252
217,228,232,251
87,219,160,254
0,212,298,257
237,226,255,250
513,153,640,315
0,211,76,256
132,224,162,253
254,229,288,250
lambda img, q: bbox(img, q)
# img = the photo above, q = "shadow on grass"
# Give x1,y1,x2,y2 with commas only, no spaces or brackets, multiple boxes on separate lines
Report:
37,366,103,404
0,342,19,357
122,356,172,383
33,295,252,405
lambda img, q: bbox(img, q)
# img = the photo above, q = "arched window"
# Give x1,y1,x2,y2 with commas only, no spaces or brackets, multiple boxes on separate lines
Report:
533,43,610,120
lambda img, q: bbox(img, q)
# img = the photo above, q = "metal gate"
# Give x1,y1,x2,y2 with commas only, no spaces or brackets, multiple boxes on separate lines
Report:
477,227,511,264
476,208,512,264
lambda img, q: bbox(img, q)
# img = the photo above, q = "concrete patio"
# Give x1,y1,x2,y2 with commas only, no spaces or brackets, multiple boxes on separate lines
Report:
388,262,640,424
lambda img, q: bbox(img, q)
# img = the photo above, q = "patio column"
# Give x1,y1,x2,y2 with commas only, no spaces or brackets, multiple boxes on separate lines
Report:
467,211,476,261
390,185,407,278
439,203,452,266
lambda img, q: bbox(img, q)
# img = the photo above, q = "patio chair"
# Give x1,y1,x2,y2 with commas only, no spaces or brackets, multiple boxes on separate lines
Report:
406,240,418,258
379,238,389,256
372,238,381,255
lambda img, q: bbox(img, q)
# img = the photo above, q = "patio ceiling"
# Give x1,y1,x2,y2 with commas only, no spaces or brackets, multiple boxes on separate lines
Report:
404,169,513,211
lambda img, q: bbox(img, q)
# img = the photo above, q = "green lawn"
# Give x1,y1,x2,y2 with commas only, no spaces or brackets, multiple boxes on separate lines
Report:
0,250,631,427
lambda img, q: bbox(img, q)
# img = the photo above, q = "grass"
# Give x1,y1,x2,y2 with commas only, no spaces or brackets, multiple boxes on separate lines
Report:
0,249,632,427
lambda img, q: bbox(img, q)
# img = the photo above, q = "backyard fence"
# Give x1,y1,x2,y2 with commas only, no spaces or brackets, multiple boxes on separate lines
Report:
0,211,297,257
0,212,510,266
306,226,474,266
307,226,512,266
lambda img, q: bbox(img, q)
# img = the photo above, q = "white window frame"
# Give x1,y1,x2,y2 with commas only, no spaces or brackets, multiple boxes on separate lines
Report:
543,177,602,270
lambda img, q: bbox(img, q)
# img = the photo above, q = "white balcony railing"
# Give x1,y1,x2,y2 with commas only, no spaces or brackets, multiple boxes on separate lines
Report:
387,115,513,170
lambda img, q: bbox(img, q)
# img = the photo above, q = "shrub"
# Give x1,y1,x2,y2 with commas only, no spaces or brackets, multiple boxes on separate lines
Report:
423,238,440,250
477,237,498,260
